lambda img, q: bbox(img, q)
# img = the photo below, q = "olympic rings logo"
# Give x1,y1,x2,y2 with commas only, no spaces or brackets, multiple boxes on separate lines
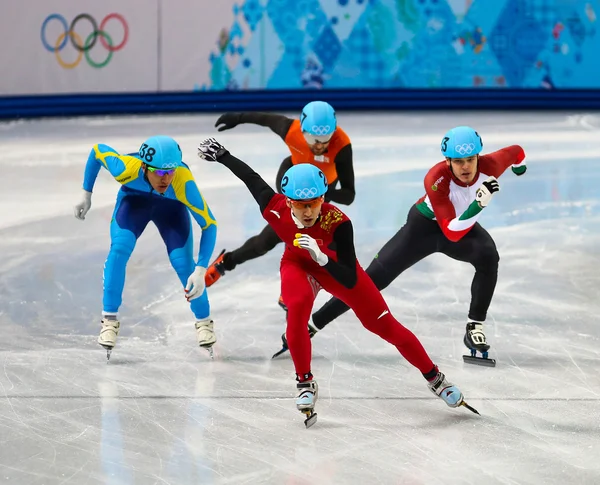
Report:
454,143,476,156
310,125,333,136
295,187,318,198
41,13,129,69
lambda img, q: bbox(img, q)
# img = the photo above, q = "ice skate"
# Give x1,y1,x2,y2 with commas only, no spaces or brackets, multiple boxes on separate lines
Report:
98,318,120,361
462,322,496,367
204,249,226,287
296,379,318,428
272,323,319,359
278,294,288,313
195,318,216,358
428,371,479,414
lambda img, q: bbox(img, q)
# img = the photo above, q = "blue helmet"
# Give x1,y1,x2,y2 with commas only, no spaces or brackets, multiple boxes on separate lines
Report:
440,126,483,158
137,135,183,169
281,164,328,200
300,101,336,137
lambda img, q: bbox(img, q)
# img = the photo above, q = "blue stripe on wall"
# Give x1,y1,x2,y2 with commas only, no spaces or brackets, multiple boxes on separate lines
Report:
1,89,600,119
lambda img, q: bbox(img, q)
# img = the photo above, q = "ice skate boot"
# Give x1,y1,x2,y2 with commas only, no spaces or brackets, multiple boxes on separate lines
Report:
428,371,479,415
98,317,120,361
272,323,319,359
296,379,318,428
278,294,288,313
204,249,226,288
462,322,496,367
195,318,216,358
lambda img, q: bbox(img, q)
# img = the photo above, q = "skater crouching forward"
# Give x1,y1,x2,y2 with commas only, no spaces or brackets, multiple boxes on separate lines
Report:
73,136,218,359
197,137,479,427
311,126,527,367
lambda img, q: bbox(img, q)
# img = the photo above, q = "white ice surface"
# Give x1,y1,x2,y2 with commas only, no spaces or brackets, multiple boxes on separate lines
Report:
0,112,599,485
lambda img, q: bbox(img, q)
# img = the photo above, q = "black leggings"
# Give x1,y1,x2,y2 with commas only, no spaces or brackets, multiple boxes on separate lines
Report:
312,205,500,328
222,157,293,271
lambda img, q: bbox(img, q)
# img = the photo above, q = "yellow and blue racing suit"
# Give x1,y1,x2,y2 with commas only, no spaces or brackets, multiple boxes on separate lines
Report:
82,144,217,319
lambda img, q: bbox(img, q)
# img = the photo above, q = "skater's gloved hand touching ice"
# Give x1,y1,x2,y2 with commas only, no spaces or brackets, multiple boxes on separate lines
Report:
475,176,500,208
197,138,229,162
294,233,328,266
185,266,207,301
214,113,242,132
74,189,93,220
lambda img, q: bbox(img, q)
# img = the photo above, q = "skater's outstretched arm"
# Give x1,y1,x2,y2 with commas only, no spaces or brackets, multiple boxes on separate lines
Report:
479,145,526,177
75,144,146,220
214,112,293,141
197,138,275,213
170,165,218,268
82,144,142,192
327,145,355,205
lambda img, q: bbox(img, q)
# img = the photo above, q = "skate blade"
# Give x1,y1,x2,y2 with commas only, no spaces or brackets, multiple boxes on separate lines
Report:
460,400,480,415
200,345,215,359
100,344,113,362
302,410,317,428
272,347,289,359
462,354,496,367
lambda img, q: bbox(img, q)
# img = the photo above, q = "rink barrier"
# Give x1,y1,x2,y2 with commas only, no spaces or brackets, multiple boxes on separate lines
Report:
1,89,600,119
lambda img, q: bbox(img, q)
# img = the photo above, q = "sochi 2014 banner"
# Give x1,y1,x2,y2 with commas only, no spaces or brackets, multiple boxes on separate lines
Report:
165,0,600,91
0,0,158,95
2,0,600,96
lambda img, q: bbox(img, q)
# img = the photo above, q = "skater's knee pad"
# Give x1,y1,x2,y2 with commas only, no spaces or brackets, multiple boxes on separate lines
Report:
109,231,136,258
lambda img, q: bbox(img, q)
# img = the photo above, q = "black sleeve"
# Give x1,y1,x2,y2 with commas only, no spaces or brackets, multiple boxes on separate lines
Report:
275,156,293,193
239,113,294,141
218,152,276,213
326,144,355,205
323,220,358,288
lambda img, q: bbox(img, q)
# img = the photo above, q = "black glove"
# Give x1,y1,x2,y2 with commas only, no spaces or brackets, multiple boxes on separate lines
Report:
197,138,229,162
214,113,242,132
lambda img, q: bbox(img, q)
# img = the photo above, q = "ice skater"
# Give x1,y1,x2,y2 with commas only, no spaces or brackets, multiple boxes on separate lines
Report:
73,136,218,360
204,101,355,316
308,126,527,366
198,137,478,428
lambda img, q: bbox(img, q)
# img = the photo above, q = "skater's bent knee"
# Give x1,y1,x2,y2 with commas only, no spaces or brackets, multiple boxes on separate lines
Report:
473,245,499,268
110,240,135,257
110,230,136,256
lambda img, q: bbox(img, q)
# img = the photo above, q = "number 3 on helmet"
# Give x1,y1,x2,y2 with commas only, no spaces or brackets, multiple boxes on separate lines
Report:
440,126,483,158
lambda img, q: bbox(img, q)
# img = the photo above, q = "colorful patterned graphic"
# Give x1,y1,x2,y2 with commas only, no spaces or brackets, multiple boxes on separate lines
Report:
199,0,600,90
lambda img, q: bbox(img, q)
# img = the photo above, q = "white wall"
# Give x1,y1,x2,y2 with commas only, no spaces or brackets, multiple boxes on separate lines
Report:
0,0,159,94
